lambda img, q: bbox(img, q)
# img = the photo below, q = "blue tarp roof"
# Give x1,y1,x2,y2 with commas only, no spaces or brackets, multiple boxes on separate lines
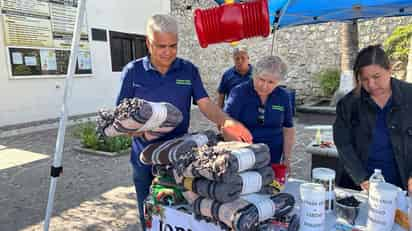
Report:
269,0,412,29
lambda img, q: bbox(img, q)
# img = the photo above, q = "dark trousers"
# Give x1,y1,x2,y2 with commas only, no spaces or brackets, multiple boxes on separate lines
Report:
131,160,153,231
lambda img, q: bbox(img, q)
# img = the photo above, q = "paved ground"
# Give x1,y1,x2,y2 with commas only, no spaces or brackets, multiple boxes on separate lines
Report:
0,109,335,231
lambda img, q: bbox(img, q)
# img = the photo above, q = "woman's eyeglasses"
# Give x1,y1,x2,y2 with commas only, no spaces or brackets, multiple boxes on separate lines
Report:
257,105,265,125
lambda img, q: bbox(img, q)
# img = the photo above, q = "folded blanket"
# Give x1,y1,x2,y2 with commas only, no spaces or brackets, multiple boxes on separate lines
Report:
178,143,271,183
151,164,175,178
192,193,295,231
182,166,275,202
97,98,183,141
140,130,218,165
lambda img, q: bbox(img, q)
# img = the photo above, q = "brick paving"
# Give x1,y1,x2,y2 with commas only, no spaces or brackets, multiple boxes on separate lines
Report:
0,109,334,231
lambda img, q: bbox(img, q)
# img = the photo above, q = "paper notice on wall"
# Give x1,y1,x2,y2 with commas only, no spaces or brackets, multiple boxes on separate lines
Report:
2,0,92,77
1,0,50,18
11,52,23,64
40,49,57,71
50,2,77,35
77,51,91,70
3,14,54,47
24,56,37,66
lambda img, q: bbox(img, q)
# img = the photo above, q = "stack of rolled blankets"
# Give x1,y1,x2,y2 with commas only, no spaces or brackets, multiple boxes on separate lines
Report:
140,132,296,231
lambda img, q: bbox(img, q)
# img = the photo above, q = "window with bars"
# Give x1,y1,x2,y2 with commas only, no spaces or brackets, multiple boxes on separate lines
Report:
109,31,148,72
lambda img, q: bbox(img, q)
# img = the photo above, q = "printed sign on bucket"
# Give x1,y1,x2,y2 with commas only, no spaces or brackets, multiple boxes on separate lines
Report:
300,183,326,231
366,182,400,231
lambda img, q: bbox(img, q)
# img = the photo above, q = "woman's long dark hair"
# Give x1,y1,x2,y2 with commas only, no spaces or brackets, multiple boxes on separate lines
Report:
353,45,391,94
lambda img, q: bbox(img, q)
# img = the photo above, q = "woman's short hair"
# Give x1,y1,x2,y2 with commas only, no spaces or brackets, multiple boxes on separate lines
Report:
353,45,391,92
146,14,178,41
253,55,287,80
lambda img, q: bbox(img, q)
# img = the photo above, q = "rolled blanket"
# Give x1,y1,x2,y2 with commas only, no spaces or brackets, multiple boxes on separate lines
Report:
193,193,295,231
182,166,275,202
178,143,271,182
140,130,218,165
97,98,183,141
151,164,175,177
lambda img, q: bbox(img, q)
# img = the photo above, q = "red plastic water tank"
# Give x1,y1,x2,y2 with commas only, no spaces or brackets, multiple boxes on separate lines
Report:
194,0,270,48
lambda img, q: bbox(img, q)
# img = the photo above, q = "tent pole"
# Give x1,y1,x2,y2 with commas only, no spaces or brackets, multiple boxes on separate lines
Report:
271,29,278,55
274,0,292,30
43,0,87,230
270,0,291,55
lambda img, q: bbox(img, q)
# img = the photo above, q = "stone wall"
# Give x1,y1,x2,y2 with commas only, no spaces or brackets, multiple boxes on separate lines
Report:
171,1,412,104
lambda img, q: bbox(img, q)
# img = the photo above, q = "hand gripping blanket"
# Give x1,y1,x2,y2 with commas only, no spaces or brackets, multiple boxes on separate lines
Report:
182,166,275,202
140,130,218,165
192,193,295,231
177,143,271,183
97,98,183,141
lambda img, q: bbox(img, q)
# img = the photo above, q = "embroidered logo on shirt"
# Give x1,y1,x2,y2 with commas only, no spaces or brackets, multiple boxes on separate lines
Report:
272,105,284,111
176,79,192,85
132,83,142,88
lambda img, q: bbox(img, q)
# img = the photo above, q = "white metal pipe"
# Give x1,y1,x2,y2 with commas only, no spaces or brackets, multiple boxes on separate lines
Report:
43,0,87,230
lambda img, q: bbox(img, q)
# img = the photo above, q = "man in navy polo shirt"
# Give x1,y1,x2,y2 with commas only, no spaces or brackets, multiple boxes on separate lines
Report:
217,46,253,108
116,14,252,230
224,55,295,168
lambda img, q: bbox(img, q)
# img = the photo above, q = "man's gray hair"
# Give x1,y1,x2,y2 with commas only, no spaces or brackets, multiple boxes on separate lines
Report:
253,55,287,80
232,45,248,56
146,14,178,40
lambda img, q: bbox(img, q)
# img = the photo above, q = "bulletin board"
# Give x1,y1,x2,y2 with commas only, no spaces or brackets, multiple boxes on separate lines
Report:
1,0,92,78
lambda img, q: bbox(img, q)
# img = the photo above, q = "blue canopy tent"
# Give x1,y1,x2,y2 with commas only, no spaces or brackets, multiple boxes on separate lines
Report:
269,0,412,29
213,0,412,28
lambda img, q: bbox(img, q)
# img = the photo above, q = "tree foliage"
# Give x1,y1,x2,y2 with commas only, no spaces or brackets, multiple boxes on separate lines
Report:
72,121,131,152
315,68,340,97
384,24,412,63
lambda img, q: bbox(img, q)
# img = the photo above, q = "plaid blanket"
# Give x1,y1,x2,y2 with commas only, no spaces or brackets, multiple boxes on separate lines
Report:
140,130,218,165
177,143,271,183
192,193,295,231
97,98,182,141
182,166,275,202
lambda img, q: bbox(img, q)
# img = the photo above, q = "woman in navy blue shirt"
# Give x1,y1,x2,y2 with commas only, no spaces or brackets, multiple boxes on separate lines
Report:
224,55,296,169
334,45,412,192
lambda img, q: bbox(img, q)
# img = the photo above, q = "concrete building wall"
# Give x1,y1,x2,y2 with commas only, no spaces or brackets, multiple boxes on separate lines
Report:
171,1,412,104
0,0,170,127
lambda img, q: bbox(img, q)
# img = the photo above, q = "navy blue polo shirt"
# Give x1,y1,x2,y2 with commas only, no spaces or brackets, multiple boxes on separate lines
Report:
224,80,294,163
116,56,208,164
367,97,402,187
217,65,252,97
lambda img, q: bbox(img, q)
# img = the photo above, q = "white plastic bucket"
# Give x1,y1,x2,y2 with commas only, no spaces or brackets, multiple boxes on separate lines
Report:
312,167,336,212
300,183,326,231
366,182,401,231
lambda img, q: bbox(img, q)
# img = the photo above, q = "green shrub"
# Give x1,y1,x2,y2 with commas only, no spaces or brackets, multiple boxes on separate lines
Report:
314,68,340,97
384,24,412,63
72,121,131,152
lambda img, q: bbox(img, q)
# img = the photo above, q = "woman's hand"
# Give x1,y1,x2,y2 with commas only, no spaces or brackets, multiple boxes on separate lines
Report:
282,156,291,173
408,177,412,194
360,180,369,191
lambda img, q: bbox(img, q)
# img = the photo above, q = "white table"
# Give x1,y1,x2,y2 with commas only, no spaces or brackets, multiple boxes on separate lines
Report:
147,179,404,231
283,179,404,231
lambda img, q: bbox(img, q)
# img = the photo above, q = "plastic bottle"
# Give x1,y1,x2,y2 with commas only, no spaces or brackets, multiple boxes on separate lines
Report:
315,128,322,145
369,169,385,192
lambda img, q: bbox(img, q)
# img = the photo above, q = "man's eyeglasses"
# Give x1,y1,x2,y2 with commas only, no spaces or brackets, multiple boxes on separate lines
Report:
257,105,265,125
